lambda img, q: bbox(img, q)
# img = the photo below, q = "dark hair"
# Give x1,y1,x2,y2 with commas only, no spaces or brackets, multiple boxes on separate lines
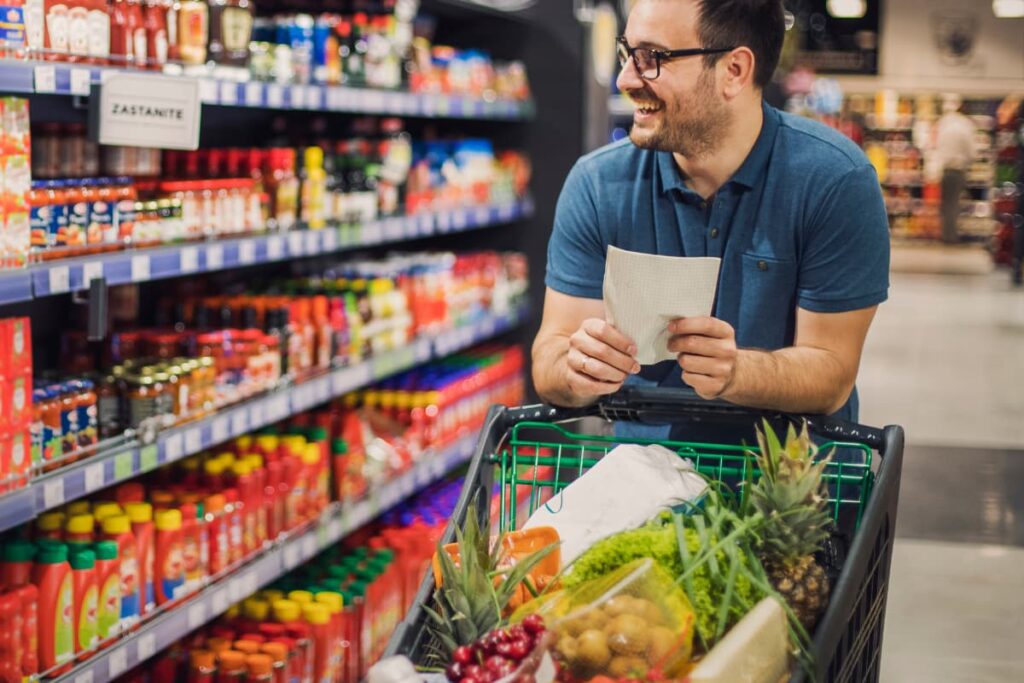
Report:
696,0,785,88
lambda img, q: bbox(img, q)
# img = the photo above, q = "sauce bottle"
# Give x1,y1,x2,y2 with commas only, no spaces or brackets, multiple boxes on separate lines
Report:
92,502,123,524
272,601,313,683
33,542,74,672
65,514,95,548
223,488,244,565
242,455,268,546
258,642,288,683
116,482,145,506
143,0,168,69
69,548,98,659
175,0,209,66
266,149,298,232
34,387,63,470
100,515,139,628
125,501,155,614
228,462,255,555
92,540,121,644
208,0,252,67
15,584,39,678
245,653,274,683
55,383,81,462
0,540,36,589
301,603,331,683
217,650,247,683
154,508,184,605
203,493,228,575
189,649,217,683
179,502,203,593
313,591,344,682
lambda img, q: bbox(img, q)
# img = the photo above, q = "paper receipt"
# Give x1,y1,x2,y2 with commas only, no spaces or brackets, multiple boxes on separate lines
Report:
602,245,721,365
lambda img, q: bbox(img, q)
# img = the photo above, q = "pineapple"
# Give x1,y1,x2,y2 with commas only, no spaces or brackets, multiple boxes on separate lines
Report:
423,504,556,664
749,420,833,631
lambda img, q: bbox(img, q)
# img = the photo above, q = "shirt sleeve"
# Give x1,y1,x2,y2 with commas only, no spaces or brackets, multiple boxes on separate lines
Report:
797,164,890,313
544,159,607,300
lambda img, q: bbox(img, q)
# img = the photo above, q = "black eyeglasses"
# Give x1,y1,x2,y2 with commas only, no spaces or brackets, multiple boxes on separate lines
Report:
616,37,736,80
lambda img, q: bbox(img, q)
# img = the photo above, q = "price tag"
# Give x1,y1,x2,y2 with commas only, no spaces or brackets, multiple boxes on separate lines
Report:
480,316,496,339
84,463,104,493
383,218,401,241
43,479,65,509
306,86,322,109
139,444,157,473
474,206,490,225
219,81,238,105
362,221,383,244
108,646,129,678
436,212,451,234
326,87,344,110
245,81,263,107
188,602,207,629
179,246,198,273
34,65,56,93
267,84,284,108
211,416,229,445
266,235,284,260
131,255,151,282
184,427,202,454
302,534,317,559
288,231,305,256
210,589,228,615
48,266,70,294
231,409,249,435
290,85,304,108
418,214,433,236
115,451,133,480
137,633,157,662
76,670,95,683
239,240,256,264
452,208,468,230
283,543,300,570
71,68,92,96
164,432,183,462
206,244,224,269
305,230,320,253
322,227,338,252
83,261,103,285
199,79,218,103
498,203,515,221
249,401,266,427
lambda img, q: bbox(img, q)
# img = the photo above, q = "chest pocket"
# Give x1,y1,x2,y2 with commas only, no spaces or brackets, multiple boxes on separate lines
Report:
737,252,798,349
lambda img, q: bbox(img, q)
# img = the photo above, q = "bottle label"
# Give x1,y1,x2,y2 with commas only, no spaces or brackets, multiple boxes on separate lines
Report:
119,545,140,620
77,400,97,447
78,583,98,650
67,6,87,57
60,404,79,456
56,573,74,664
221,7,251,53
45,4,68,53
161,540,185,600
98,573,121,639
87,8,109,58
24,0,44,49
152,28,167,64
67,201,88,246
182,533,199,583
132,27,147,67
30,203,51,247
114,199,136,241
90,200,112,245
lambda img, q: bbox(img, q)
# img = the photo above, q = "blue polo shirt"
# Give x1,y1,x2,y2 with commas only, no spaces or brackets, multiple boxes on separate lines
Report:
545,103,889,437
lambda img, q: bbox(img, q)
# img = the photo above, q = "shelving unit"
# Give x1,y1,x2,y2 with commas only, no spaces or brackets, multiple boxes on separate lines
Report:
47,430,479,683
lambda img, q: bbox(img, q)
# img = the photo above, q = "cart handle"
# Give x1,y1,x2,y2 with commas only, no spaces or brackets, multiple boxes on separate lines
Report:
501,386,888,450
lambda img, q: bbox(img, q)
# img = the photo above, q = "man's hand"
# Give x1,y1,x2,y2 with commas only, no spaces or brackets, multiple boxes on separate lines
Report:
566,319,641,397
667,317,739,400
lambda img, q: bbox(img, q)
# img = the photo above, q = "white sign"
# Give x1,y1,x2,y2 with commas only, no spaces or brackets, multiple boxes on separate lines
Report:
97,73,201,150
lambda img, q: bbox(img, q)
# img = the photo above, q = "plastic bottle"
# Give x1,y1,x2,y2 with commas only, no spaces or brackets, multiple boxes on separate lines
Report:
69,548,98,658
228,462,255,555
33,543,73,671
299,147,326,230
92,502,124,524
0,592,21,683
14,583,39,678
116,482,146,506
180,502,204,593
272,600,313,683
154,508,184,605
100,514,140,626
204,494,229,575
125,501,155,614
65,514,95,547
217,650,248,683
245,653,274,683
302,603,331,683
224,488,244,565
93,540,121,644
234,640,261,656
314,591,344,683
0,540,36,589
259,642,288,683
188,649,217,683
243,455,268,546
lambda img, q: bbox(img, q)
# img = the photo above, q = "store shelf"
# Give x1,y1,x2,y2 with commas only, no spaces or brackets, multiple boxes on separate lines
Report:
0,305,527,535
48,429,478,683
0,61,535,119
0,197,534,306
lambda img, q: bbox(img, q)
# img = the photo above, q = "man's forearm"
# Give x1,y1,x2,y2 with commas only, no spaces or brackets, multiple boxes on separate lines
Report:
720,346,854,415
531,335,599,408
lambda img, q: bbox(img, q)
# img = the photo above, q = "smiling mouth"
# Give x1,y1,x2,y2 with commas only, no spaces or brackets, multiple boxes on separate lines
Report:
635,103,662,115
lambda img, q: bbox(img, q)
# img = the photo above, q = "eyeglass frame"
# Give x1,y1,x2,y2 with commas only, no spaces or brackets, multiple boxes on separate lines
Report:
616,36,737,80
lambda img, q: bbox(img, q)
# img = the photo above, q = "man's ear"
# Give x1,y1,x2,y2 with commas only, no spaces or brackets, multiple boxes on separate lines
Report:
719,47,756,99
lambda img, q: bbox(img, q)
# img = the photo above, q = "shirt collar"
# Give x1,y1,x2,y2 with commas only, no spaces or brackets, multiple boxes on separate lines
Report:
657,100,780,195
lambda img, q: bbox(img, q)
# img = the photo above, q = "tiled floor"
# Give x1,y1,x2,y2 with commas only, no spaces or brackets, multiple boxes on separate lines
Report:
857,269,1024,682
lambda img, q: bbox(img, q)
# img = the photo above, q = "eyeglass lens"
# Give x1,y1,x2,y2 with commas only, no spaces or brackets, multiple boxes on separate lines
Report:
617,43,659,79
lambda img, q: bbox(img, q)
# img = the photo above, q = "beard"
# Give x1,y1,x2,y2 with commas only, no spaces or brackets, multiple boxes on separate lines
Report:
627,68,731,160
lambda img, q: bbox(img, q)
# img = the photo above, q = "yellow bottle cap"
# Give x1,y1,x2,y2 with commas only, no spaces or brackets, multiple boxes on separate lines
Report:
224,603,240,621
37,512,66,533
101,515,132,535
244,454,264,469
231,462,252,477
287,590,313,605
256,435,279,453
154,509,182,531
182,456,201,472
66,514,95,535
124,502,153,524
235,435,253,452
66,501,91,516
283,436,306,453
315,591,343,613
302,603,330,626
92,502,124,522
218,453,236,468
242,598,270,621
260,589,285,603
272,599,301,623
204,459,226,476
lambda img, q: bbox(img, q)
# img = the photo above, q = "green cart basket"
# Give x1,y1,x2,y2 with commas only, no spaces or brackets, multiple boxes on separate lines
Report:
385,387,905,683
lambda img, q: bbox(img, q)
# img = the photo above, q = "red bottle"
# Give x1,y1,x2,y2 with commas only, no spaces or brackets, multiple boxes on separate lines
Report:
143,0,168,69
153,509,184,606
204,494,229,575
180,503,204,594
69,548,98,659
187,649,217,683
15,584,39,678
0,540,35,589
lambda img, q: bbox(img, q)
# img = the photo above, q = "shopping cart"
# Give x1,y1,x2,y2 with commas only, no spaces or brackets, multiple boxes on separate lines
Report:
385,387,905,683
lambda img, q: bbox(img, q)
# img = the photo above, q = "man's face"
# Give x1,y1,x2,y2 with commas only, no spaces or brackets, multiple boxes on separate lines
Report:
616,0,732,159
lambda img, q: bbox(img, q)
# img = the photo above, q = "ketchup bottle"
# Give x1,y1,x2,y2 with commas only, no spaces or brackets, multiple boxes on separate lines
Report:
154,509,185,605
68,548,98,659
32,543,74,673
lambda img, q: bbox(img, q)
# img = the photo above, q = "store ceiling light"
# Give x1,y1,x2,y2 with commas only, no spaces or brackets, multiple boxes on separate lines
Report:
826,0,867,19
993,0,1024,17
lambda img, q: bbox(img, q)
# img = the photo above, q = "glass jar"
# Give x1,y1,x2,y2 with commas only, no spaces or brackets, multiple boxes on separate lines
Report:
128,374,159,428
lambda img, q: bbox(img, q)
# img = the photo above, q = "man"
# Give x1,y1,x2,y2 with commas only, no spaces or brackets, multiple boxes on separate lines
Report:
934,95,977,244
532,0,889,437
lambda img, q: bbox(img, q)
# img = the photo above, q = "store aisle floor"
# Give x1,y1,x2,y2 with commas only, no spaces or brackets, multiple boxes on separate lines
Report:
859,271,1024,682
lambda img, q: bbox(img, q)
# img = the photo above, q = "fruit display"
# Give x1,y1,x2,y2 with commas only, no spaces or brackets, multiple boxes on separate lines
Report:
424,420,840,682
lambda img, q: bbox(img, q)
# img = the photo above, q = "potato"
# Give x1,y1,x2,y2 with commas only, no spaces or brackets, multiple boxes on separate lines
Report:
608,656,648,679
576,629,612,670
556,635,579,661
563,608,607,636
633,598,665,626
605,614,650,656
647,626,678,664
602,595,639,618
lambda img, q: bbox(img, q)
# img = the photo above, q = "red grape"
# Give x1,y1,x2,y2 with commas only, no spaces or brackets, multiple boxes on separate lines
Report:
453,646,474,666
508,639,531,661
521,615,545,635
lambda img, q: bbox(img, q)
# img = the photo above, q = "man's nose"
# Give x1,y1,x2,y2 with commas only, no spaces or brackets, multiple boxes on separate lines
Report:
616,55,645,93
